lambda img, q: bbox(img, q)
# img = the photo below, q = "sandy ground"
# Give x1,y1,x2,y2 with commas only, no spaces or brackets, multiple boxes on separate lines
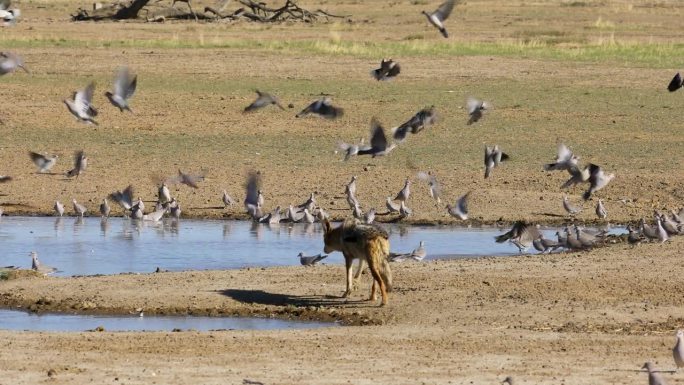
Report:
2,236,684,384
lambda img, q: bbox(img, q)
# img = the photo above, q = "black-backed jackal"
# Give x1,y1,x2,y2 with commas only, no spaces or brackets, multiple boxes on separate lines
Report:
322,218,392,306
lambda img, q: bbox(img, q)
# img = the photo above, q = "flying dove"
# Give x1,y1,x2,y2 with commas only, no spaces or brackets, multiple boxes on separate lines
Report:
66,150,87,178
484,145,509,178
495,221,541,253
167,169,204,189
417,171,441,203
28,151,57,173
341,118,396,159
668,72,682,92
544,143,580,171
109,185,134,211
244,90,285,112
0,51,28,75
467,97,488,125
582,163,614,200
446,191,470,220
64,82,98,125
371,58,401,81
392,106,437,142
296,97,343,119
105,66,137,112
422,0,460,38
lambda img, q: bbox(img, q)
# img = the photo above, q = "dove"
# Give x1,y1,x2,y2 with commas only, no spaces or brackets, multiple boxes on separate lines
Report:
484,145,509,178
371,58,401,81
0,7,19,26
341,118,396,159
560,164,591,189
345,175,357,197
143,208,166,222
53,201,64,217
64,82,98,125
72,199,87,217
562,195,582,216
627,224,643,246
655,215,669,243
99,199,110,218
466,97,488,125
0,51,28,75
169,200,182,219
302,208,316,224
394,178,411,202
446,191,470,220
222,190,235,207
668,72,682,92
298,252,327,266
417,171,441,203
0,175,11,183
297,192,316,212
642,362,668,385
502,377,514,385
386,197,400,213
287,205,304,222
410,241,426,261
392,106,437,142
640,218,658,241
296,97,343,119
168,169,204,188
582,163,614,200
158,183,171,204
109,185,134,211
244,171,262,219
105,66,137,112
495,221,541,253
422,0,460,38
544,143,580,171
595,198,607,219
244,90,285,112
399,201,412,217
674,330,684,369
66,150,87,178
28,151,57,173
30,251,56,275
364,208,376,224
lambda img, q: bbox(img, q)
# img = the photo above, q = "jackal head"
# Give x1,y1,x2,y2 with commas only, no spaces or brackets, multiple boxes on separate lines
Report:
322,218,343,254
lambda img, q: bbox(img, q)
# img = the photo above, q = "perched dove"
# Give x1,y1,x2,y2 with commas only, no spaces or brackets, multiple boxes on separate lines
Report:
562,195,582,216
72,199,87,217
30,251,56,275
595,198,607,219
99,198,110,218
674,330,684,369
642,362,668,385
386,197,400,213
410,241,426,261
53,201,64,217
298,252,327,266
394,178,411,202
222,189,236,207
158,183,171,204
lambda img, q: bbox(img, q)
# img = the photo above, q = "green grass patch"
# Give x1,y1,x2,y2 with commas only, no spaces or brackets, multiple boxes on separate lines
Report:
1,34,683,68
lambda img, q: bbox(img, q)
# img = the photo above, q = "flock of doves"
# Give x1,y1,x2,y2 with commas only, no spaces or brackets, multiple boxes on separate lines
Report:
1,0,684,257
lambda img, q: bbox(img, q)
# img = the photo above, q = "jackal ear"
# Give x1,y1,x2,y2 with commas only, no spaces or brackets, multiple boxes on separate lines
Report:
322,218,331,233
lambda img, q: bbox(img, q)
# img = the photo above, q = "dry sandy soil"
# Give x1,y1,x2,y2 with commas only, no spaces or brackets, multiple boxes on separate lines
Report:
1,0,684,384
2,237,684,384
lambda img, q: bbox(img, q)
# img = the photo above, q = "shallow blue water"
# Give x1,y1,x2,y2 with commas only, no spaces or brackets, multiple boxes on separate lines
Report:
0,216,622,277
0,309,335,332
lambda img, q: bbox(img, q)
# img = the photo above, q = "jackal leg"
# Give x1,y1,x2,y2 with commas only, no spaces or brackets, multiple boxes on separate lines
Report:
351,258,366,291
368,261,388,306
343,253,354,298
